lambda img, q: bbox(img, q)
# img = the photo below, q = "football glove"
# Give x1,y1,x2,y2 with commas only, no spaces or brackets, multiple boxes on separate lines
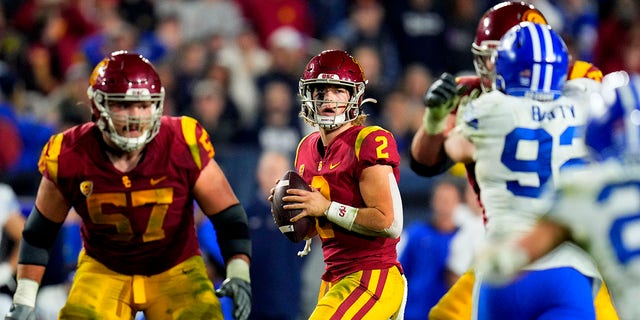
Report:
5,304,35,320
474,241,529,286
423,72,467,134
215,259,251,320
216,278,251,320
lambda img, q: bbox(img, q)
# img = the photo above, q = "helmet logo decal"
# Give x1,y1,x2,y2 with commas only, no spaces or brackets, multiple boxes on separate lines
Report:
317,73,340,80
126,88,152,99
351,56,366,81
89,59,109,87
521,9,546,24
80,181,94,197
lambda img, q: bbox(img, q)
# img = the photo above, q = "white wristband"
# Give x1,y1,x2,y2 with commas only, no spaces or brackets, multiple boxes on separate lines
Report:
226,259,250,283
13,278,39,307
324,201,358,231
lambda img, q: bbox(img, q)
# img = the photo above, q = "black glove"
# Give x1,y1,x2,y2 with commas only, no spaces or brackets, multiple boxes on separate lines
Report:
424,72,462,109
215,278,251,320
422,73,467,134
5,304,35,320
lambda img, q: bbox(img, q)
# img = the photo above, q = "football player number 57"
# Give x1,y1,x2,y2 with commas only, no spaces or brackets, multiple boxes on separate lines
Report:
86,188,173,242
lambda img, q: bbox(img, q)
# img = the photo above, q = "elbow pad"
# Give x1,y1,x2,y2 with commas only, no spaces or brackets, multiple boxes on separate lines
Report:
208,204,252,261
19,207,63,266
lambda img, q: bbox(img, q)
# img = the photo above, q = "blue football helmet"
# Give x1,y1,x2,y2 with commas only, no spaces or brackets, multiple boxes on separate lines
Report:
494,22,569,101
585,72,640,162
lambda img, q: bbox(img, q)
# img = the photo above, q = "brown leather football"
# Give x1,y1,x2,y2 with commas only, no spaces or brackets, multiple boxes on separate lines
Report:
271,170,315,243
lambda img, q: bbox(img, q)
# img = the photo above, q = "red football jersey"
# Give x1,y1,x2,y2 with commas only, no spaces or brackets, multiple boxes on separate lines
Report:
294,125,403,282
38,116,214,275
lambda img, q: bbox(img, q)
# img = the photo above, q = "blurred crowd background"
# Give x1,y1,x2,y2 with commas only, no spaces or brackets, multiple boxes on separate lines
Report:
1,0,639,213
0,0,638,319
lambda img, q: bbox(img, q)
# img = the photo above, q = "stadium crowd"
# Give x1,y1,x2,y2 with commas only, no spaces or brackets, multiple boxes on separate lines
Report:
0,0,638,319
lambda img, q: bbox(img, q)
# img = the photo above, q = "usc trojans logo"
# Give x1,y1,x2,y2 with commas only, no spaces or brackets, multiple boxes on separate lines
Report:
89,58,109,87
522,9,547,24
80,181,94,197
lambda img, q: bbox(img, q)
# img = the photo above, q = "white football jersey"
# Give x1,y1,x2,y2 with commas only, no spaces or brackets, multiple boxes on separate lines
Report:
548,161,640,319
458,79,601,281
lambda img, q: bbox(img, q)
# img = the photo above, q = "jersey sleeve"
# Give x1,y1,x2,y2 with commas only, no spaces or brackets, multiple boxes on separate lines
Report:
355,126,400,170
37,133,64,185
568,60,602,82
457,92,512,143
178,116,215,170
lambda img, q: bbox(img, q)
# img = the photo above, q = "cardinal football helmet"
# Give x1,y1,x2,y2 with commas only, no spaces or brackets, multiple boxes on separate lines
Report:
494,22,569,101
585,72,640,162
299,50,373,130
472,1,547,92
87,51,165,152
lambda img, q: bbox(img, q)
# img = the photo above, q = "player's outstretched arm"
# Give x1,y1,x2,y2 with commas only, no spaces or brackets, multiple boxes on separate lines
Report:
475,219,570,284
444,130,475,164
7,177,68,320
410,73,465,176
194,160,252,320
410,125,455,176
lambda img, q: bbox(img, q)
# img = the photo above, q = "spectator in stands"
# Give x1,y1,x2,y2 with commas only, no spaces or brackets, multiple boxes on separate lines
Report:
447,181,485,281
384,0,448,74
398,178,461,320
256,79,303,156
217,24,272,130
246,150,305,320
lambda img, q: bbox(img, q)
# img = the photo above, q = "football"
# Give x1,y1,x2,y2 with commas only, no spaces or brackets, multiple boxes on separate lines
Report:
271,170,315,243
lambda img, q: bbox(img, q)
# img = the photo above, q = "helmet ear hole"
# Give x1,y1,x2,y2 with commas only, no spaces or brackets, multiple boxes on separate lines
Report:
348,107,359,119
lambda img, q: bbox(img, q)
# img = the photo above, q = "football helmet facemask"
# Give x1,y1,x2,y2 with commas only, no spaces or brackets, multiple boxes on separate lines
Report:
494,22,569,101
87,51,165,152
472,1,547,92
298,50,375,130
